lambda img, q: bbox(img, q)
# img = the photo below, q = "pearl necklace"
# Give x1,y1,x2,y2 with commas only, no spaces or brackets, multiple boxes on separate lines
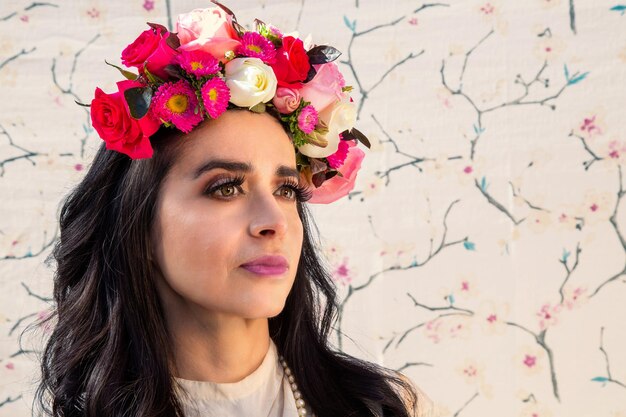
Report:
278,354,316,417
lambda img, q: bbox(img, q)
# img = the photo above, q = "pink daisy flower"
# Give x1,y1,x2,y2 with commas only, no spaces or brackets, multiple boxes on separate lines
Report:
237,32,276,63
200,78,230,119
297,105,318,134
176,50,220,77
326,138,350,169
151,80,203,133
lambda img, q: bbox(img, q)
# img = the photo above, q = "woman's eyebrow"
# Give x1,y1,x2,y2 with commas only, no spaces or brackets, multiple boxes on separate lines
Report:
192,159,299,180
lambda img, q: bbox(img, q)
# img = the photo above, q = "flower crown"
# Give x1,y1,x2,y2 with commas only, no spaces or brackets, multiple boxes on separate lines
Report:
87,1,370,204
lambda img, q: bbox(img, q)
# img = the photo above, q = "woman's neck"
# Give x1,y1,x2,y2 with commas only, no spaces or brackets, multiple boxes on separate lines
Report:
168,310,271,383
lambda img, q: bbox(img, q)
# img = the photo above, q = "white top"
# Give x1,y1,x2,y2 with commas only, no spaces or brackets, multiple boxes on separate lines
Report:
175,340,439,417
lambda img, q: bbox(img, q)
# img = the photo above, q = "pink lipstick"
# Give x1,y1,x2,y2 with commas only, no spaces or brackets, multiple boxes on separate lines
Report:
240,255,289,276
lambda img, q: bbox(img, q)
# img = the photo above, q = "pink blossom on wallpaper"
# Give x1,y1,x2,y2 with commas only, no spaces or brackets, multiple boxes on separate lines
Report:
537,303,561,330
424,318,444,344
579,115,602,137
479,3,495,14
478,301,509,334
607,139,626,162
448,321,466,338
523,354,537,368
575,112,608,141
562,286,587,310
331,257,352,286
5,362,14,370
143,0,155,11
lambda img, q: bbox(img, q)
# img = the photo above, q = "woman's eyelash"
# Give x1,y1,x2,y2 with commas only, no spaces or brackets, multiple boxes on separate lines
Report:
281,178,313,202
205,175,313,202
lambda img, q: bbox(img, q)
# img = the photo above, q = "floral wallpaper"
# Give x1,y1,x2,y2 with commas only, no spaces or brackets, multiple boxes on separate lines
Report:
1,0,626,416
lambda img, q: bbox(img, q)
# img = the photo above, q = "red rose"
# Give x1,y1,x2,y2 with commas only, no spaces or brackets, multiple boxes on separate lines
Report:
121,26,179,80
145,35,179,80
90,80,161,159
270,36,310,88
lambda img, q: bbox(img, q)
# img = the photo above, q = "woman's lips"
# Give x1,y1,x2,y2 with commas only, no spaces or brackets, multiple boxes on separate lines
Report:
240,255,289,276
240,264,289,275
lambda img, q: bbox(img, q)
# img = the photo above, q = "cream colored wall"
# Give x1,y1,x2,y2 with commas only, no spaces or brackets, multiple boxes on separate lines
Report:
1,0,625,416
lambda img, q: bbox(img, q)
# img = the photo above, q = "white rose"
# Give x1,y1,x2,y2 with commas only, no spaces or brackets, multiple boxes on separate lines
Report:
298,94,357,158
224,57,278,109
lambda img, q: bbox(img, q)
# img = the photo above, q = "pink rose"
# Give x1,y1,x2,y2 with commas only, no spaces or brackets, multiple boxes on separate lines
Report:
308,141,365,204
272,87,301,114
121,26,178,80
90,80,161,160
300,62,345,113
176,7,241,61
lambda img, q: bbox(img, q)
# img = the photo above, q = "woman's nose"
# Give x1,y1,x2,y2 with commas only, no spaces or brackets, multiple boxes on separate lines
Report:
248,190,289,238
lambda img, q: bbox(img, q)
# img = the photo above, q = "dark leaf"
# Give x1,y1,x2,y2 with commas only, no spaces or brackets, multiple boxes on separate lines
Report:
211,0,237,19
163,64,183,79
309,158,328,175
254,18,267,31
104,60,138,80
147,22,168,34
232,20,246,37
75,100,91,107
341,127,371,148
312,170,338,187
307,45,342,65
304,65,317,83
124,86,153,119
312,171,326,187
326,170,339,180
165,32,180,50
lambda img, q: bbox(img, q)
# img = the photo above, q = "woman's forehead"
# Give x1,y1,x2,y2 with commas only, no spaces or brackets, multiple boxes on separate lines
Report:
172,112,297,176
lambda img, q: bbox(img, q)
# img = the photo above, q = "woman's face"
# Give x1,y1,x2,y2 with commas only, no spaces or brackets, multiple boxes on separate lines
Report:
152,110,304,320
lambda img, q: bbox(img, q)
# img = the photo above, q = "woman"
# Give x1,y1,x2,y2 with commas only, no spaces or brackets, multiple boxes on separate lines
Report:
35,3,437,416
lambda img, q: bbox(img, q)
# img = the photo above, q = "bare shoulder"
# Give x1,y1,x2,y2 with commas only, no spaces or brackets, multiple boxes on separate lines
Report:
396,372,442,417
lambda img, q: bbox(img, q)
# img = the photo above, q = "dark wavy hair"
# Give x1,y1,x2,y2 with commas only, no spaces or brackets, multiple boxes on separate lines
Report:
34,120,419,417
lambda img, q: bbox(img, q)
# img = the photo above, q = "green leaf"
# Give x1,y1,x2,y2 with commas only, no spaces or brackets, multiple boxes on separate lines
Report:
104,60,138,80
75,100,91,107
124,86,153,119
568,71,589,85
249,102,266,113
343,15,356,32
480,176,488,192
591,376,609,383
464,241,476,251
307,45,342,65
144,66,164,85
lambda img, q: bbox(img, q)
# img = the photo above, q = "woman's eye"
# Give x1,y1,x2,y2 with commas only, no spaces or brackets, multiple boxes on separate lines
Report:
279,186,295,200
217,184,237,196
